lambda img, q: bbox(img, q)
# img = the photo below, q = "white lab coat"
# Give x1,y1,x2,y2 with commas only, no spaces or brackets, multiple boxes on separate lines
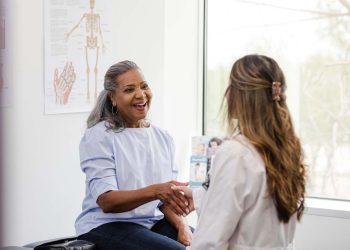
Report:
188,135,296,250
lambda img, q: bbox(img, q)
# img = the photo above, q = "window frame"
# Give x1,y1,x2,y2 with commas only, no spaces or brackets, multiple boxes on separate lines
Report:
202,0,350,217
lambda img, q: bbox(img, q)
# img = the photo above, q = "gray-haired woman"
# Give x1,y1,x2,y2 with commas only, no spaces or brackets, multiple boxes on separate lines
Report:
75,61,192,250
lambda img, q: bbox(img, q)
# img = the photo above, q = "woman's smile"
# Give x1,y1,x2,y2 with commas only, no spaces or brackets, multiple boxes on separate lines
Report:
110,69,153,128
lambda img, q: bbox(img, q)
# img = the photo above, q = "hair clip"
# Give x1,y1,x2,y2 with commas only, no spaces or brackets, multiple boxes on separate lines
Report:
272,81,282,101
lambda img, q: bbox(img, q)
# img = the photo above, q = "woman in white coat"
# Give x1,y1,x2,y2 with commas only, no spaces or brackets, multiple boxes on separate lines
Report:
174,54,306,250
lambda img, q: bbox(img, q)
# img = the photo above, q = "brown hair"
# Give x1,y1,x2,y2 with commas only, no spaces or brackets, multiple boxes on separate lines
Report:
225,54,306,222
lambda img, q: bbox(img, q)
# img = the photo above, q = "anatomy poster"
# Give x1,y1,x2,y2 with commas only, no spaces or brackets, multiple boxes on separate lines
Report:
44,0,113,114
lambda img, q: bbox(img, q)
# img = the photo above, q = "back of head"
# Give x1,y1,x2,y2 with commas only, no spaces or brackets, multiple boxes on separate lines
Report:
87,60,139,130
225,54,306,222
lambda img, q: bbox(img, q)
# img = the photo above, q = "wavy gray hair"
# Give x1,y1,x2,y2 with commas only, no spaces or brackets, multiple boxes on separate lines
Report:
87,60,139,131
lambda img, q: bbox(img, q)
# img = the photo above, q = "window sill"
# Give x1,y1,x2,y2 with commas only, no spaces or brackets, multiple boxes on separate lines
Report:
305,197,350,219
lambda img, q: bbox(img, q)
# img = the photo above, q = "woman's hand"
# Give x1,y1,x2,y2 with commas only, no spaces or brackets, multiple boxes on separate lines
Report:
151,181,190,215
177,224,193,246
171,186,194,213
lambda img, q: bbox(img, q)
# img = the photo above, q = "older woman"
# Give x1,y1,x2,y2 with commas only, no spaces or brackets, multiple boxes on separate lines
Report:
75,61,192,250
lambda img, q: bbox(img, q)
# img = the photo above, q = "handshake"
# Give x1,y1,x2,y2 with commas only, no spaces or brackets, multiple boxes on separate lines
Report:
152,181,194,216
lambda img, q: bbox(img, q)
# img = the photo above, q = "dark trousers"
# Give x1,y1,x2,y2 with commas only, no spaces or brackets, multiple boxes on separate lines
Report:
78,218,186,250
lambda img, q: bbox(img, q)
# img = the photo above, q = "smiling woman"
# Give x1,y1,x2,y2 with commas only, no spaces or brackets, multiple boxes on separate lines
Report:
86,61,151,131
75,61,193,250
109,68,152,128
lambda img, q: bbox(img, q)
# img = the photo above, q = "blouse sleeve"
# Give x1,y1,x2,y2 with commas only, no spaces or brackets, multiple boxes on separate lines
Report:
79,126,118,202
190,141,263,250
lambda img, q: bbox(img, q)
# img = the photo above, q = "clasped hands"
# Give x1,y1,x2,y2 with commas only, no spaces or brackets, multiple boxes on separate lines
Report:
153,181,194,216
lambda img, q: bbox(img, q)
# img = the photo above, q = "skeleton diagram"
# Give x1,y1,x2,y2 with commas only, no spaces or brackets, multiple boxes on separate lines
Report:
66,0,105,103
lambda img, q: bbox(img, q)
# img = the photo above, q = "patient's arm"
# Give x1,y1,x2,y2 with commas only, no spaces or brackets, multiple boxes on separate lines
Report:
160,204,193,246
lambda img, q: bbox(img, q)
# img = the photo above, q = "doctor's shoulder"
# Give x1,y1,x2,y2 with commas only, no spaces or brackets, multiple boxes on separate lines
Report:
213,135,264,173
216,135,252,158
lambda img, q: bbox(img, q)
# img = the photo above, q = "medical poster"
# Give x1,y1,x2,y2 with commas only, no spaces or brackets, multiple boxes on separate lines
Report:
190,136,225,187
44,0,113,114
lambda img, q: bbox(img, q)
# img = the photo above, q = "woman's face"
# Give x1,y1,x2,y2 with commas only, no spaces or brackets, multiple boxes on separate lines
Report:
110,69,152,128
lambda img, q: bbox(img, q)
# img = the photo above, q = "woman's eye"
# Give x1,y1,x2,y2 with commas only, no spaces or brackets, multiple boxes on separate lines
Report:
125,88,134,93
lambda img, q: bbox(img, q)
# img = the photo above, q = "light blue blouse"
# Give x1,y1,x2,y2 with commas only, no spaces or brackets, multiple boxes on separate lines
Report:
75,122,178,236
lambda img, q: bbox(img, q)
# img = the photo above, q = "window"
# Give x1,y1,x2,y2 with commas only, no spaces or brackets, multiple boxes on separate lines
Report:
205,0,350,200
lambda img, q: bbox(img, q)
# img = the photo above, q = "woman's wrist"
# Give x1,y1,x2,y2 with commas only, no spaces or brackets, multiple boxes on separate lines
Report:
144,184,159,200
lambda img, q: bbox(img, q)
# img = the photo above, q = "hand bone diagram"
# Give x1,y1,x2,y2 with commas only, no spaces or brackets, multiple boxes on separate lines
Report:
53,62,76,105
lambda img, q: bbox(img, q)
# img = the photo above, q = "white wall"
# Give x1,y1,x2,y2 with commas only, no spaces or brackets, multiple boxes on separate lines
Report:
2,0,201,246
295,213,350,250
3,0,88,245
163,0,204,181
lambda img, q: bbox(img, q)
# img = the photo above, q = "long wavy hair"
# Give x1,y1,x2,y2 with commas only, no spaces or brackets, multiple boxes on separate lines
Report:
225,54,306,222
87,60,148,131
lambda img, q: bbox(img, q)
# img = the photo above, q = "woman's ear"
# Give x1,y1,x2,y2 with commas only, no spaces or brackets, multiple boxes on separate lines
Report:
109,92,116,106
